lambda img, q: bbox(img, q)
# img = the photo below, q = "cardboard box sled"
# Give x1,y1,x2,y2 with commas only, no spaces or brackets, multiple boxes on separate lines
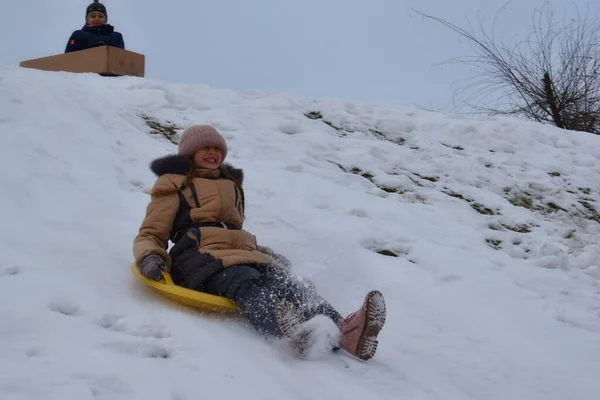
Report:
19,46,145,77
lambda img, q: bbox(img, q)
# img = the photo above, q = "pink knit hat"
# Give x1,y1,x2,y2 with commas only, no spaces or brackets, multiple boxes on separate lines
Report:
178,125,228,160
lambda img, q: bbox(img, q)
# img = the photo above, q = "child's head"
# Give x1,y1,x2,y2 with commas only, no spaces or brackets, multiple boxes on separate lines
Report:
86,2,107,26
178,125,228,170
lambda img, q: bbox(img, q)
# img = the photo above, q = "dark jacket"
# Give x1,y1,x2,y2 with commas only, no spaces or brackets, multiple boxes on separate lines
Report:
64,24,125,53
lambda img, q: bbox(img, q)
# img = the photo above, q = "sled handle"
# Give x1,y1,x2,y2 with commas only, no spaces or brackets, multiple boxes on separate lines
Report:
161,270,175,285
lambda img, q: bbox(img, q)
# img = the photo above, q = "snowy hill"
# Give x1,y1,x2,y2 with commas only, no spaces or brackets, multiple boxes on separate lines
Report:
1,64,600,400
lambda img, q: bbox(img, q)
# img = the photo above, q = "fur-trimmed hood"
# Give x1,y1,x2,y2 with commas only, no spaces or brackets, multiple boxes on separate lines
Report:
150,154,244,186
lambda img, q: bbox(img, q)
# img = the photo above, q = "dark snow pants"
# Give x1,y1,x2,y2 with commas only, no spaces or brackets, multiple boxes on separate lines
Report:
202,264,343,337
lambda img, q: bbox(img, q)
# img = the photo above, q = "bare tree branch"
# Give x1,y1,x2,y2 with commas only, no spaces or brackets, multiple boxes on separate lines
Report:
413,3,600,134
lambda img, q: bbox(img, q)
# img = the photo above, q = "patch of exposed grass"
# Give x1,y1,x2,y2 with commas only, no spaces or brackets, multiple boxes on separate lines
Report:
442,189,501,216
377,249,399,257
322,120,343,131
443,190,469,201
338,165,383,187
369,129,407,145
346,166,374,181
442,143,464,151
504,185,599,225
471,202,498,216
488,222,503,231
415,194,427,203
488,222,532,233
369,129,386,139
414,173,439,182
546,202,567,212
334,163,426,201
486,238,503,249
380,186,399,193
140,115,181,144
501,223,532,233
578,200,600,223
340,165,378,186
506,191,534,210
303,110,347,133
304,111,323,120
507,194,564,215
362,172,375,180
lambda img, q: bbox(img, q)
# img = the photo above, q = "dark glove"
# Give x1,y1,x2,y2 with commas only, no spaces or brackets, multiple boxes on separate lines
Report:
139,254,169,281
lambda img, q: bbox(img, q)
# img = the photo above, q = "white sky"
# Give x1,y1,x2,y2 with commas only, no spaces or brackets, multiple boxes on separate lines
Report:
2,0,597,110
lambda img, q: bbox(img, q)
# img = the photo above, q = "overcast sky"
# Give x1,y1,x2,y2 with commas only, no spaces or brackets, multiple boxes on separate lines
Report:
2,0,597,110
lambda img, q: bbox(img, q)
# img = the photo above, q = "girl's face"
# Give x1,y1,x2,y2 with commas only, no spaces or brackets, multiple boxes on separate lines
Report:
193,147,223,170
87,12,106,26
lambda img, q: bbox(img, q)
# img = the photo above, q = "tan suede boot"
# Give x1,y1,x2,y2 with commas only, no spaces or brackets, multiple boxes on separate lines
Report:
337,290,386,361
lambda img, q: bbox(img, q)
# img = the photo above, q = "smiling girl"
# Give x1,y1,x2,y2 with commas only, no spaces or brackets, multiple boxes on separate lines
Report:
133,125,387,360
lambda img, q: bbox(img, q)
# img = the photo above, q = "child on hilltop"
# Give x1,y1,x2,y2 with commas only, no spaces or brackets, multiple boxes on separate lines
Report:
133,125,387,360
65,2,125,53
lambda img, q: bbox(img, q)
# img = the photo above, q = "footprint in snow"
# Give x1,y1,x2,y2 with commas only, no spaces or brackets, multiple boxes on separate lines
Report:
95,313,171,339
347,208,368,218
24,346,46,358
49,299,82,316
438,273,462,283
1,265,22,276
279,122,302,135
74,374,133,399
96,314,174,359
128,179,145,190
362,238,412,260
313,202,330,210
102,341,173,359
284,164,303,172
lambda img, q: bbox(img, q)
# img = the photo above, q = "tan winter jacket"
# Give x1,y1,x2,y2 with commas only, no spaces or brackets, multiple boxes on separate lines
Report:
133,155,274,270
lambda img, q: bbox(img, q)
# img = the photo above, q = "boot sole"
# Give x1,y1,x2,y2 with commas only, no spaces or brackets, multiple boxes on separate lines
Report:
354,290,386,361
276,302,312,356
277,302,307,338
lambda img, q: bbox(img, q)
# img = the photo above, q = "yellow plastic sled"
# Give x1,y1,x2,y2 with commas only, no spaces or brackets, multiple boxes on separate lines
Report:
130,263,239,314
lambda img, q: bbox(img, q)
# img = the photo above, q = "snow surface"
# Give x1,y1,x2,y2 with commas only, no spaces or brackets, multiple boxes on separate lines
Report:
1,65,600,400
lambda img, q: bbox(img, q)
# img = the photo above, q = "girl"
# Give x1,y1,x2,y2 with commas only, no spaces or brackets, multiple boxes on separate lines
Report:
133,125,387,360
65,2,125,53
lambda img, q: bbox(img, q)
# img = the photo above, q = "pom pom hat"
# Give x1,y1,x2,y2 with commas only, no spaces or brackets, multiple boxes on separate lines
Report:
178,125,228,161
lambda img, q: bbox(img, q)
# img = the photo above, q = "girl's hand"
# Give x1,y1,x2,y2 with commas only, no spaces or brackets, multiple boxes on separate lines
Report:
139,255,169,281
